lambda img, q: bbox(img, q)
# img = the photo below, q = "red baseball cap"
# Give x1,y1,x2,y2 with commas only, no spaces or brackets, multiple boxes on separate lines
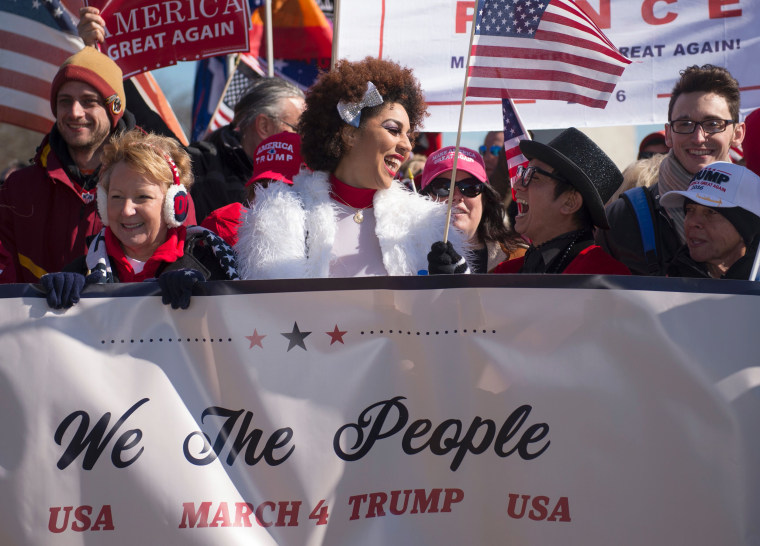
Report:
638,131,667,155
246,132,303,187
420,146,488,191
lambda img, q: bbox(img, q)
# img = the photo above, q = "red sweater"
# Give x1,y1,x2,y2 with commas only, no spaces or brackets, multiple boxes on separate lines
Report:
492,245,631,275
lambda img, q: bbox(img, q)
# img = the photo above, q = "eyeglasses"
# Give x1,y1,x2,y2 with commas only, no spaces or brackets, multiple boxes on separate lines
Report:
273,117,298,132
479,145,503,156
513,165,566,188
669,119,735,135
424,177,485,198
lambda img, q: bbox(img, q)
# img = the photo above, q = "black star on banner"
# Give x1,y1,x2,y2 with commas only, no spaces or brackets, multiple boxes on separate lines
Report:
281,322,311,352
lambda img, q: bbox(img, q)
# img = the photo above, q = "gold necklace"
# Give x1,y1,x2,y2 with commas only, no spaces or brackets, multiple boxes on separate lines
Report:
331,192,371,224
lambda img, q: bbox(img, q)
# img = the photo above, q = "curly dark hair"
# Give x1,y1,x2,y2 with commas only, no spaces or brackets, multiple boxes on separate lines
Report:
299,57,428,172
668,64,741,122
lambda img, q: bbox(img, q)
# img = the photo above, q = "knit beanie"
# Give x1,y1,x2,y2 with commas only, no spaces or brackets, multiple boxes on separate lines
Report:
50,47,126,129
714,206,760,246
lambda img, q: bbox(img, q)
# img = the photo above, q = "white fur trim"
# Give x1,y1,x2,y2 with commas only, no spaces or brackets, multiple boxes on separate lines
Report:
235,182,308,279
294,171,339,278
96,185,109,226
235,171,471,279
164,184,185,228
373,181,470,275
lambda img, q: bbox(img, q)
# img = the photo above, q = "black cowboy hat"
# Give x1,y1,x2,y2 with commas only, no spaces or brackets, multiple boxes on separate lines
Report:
519,128,622,229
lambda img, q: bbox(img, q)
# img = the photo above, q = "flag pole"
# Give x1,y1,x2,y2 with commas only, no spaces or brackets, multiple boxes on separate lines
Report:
443,0,480,244
750,247,760,280
265,0,274,77
331,0,341,70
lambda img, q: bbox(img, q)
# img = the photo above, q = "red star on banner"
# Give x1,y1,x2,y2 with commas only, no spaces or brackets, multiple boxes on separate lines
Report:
326,325,347,345
246,329,266,349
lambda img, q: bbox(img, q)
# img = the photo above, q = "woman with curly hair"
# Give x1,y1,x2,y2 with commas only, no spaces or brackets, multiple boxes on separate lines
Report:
236,57,469,278
420,146,527,273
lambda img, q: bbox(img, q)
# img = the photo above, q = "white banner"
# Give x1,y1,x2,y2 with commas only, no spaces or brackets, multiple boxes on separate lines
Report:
336,0,760,131
1,276,759,545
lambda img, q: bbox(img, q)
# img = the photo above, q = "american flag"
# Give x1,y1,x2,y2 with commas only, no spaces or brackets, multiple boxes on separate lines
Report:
199,0,329,140
203,54,321,137
0,0,82,133
205,54,262,136
502,98,529,181
0,0,187,142
468,0,631,109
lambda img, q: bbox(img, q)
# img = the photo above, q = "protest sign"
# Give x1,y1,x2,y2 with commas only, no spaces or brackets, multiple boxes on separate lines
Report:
88,0,251,77
336,0,760,131
0,276,758,544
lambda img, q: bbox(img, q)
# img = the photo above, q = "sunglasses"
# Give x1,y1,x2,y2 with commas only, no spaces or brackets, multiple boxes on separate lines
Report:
479,145,503,156
425,177,485,198
513,165,566,188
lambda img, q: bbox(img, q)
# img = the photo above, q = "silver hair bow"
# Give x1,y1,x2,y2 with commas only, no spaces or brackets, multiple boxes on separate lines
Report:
336,81,384,128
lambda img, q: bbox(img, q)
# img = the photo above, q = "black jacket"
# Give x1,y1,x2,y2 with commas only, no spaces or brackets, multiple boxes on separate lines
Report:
666,239,759,280
595,184,682,276
187,126,253,223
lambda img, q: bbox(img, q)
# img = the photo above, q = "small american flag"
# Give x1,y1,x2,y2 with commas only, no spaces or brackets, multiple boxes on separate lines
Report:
468,0,630,109
501,98,529,181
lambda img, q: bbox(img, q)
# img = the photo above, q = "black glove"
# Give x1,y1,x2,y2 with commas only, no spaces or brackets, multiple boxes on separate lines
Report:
427,241,470,275
40,272,87,309
158,269,205,310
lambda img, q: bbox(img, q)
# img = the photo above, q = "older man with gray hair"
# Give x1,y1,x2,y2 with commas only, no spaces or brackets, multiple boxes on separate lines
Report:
188,78,305,222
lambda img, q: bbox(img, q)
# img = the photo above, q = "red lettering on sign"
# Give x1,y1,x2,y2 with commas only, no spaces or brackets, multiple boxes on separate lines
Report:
48,505,114,533
709,0,742,18
573,0,610,29
642,0,677,25
455,1,475,34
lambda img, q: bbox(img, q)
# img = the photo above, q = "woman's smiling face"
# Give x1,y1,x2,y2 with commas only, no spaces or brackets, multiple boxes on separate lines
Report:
334,102,412,190
106,162,169,261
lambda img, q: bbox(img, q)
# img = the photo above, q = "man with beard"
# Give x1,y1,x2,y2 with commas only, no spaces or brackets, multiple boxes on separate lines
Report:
0,47,134,283
0,47,197,284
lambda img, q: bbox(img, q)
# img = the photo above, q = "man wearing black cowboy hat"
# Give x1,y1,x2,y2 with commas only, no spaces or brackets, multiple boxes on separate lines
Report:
492,128,630,274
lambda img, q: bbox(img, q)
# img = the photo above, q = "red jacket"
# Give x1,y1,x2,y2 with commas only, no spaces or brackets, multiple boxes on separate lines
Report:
0,136,103,283
492,245,631,275
0,134,197,284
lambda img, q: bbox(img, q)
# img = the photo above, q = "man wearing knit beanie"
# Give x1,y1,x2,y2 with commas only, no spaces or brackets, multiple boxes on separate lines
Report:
0,46,136,283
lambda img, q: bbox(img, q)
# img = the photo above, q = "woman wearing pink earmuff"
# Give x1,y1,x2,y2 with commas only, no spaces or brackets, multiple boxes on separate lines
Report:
40,130,239,310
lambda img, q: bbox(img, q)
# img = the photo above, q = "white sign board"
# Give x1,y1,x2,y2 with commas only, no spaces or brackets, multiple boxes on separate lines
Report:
337,1,760,130
0,276,758,544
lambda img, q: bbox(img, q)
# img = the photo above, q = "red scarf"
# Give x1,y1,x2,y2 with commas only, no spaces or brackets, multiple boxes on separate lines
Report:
329,174,376,209
104,226,186,282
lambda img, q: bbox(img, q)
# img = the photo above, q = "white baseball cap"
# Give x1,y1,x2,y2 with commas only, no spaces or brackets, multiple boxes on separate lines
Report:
660,161,760,218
